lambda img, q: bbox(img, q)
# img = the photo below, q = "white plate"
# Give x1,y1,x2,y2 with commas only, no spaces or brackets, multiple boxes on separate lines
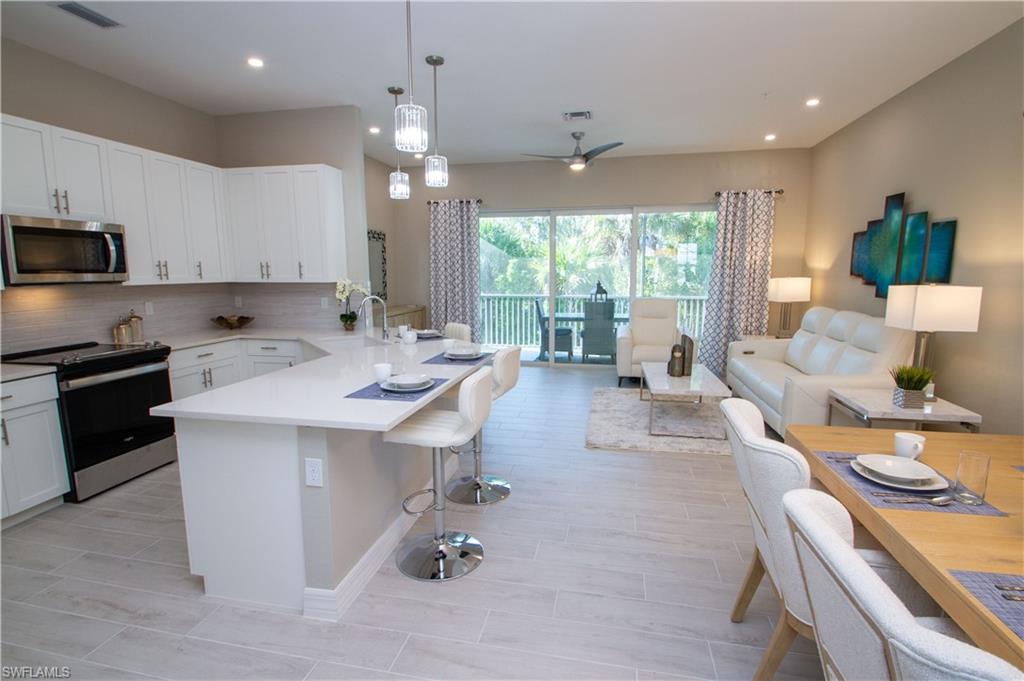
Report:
380,378,435,393
388,373,431,388
415,329,443,338
444,351,483,361
850,461,949,492
855,454,939,482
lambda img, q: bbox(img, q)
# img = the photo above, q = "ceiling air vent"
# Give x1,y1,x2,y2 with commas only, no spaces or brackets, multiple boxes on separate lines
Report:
561,111,592,122
57,2,122,28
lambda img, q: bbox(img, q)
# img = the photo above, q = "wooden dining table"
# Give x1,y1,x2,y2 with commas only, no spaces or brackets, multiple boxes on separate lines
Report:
785,426,1024,670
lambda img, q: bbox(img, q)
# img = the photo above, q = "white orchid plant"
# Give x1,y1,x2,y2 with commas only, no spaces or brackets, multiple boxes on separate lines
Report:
336,278,369,325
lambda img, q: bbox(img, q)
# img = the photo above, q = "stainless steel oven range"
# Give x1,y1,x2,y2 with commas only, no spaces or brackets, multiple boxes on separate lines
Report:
2,342,175,501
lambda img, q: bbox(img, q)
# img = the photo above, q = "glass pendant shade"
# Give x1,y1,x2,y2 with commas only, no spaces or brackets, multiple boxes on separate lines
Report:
389,170,410,199
424,154,448,187
394,103,428,152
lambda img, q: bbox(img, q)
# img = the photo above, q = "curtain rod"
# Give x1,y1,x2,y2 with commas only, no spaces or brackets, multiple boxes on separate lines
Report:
426,199,483,204
714,189,784,197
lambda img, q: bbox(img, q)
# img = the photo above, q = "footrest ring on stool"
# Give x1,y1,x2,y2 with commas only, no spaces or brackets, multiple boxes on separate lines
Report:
401,488,435,517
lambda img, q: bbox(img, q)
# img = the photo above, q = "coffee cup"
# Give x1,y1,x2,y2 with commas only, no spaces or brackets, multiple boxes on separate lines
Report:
894,432,925,459
373,363,392,382
397,324,409,338
441,338,456,351
402,331,418,345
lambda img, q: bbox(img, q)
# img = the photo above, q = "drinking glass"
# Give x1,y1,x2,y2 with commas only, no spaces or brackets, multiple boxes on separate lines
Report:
953,451,990,505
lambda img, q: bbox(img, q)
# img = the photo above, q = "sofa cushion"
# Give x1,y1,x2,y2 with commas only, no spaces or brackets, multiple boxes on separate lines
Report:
834,318,910,374
784,330,819,373
824,311,868,342
727,356,802,413
632,344,670,364
804,336,845,374
629,298,677,347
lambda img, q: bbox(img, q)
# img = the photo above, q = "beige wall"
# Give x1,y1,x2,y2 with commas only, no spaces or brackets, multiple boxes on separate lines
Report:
1,39,218,164
365,155,396,237
805,21,1023,434
390,149,812,327
215,107,369,284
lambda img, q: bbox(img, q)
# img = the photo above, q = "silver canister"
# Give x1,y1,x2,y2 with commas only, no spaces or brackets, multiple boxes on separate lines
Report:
113,317,131,345
128,309,144,342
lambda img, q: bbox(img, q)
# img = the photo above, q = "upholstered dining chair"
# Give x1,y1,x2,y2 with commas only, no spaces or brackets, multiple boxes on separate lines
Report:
783,488,1021,681
444,322,472,342
720,398,940,680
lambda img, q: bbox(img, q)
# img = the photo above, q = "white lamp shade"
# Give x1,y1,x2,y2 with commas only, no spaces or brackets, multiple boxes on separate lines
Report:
424,154,448,187
768,277,812,303
394,103,428,153
885,285,982,332
389,170,410,200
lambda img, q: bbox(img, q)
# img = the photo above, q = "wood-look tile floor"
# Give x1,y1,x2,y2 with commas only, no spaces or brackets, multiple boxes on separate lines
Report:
0,367,824,681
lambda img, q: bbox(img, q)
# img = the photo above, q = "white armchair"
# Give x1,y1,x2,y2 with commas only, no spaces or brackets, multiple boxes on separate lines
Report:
616,298,686,386
726,307,914,434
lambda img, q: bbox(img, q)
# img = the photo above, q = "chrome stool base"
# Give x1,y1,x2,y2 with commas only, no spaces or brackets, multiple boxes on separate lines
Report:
446,475,511,505
395,531,484,581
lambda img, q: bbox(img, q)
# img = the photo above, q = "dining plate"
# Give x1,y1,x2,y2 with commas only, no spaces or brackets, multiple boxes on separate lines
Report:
856,454,939,482
380,378,435,393
850,460,949,492
415,329,443,338
444,351,483,361
388,373,432,388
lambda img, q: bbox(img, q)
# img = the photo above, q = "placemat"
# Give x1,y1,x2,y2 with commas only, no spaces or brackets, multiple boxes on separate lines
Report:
813,451,1007,516
949,570,1024,641
345,378,449,402
422,351,493,366
1014,465,1024,473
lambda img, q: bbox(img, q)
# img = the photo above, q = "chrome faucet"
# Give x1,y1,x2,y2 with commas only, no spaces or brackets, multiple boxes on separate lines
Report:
358,295,389,341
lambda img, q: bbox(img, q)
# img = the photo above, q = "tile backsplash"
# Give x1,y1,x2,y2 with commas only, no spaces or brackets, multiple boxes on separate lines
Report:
0,282,344,354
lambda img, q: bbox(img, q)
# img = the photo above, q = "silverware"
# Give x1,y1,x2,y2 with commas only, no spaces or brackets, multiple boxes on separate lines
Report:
872,491,912,497
882,495,954,506
995,584,1024,592
1000,593,1024,602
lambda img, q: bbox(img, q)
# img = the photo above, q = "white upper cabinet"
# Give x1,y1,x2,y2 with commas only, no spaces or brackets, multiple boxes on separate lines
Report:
260,168,300,281
185,162,227,282
108,142,160,284
148,154,193,283
225,169,265,282
1,116,59,217
50,127,113,221
292,164,345,282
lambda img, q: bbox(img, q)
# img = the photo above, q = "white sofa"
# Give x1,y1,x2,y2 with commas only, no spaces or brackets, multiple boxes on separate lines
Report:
616,298,687,385
726,307,914,435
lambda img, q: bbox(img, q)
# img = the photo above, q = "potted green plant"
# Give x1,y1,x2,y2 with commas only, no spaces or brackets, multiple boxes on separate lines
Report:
889,364,935,409
336,278,369,331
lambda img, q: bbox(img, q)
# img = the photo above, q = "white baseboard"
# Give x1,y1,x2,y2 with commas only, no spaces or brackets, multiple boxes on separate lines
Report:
302,452,459,621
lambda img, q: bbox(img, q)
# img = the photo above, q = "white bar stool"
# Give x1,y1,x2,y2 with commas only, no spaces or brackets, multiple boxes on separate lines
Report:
444,322,472,341
382,367,493,581
446,346,520,505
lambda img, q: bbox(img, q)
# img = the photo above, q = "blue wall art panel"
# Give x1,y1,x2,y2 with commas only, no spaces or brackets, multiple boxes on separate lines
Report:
924,219,957,283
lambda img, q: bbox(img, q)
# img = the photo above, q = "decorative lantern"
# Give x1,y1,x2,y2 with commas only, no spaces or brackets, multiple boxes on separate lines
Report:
590,280,608,302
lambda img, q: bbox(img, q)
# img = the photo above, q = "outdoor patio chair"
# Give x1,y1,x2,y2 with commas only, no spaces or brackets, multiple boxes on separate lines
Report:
581,300,616,363
534,298,573,361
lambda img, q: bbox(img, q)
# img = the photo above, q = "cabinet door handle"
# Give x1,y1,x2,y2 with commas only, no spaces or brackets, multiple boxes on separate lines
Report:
265,261,271,278
197,352,214,359
298,261,303,279
62,190,70,214
162,261,170,279
53,188,61,213
288,361,293,367
1,394,12,400
260,346,278,351
201,368,209,388
196,261,203,279
156,261,163,280
259,261,266,279
207,368,214,387
2,418,9,446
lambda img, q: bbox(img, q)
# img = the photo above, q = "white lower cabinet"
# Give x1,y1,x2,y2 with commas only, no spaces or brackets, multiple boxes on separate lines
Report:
169,339,302,399
0,374,71,518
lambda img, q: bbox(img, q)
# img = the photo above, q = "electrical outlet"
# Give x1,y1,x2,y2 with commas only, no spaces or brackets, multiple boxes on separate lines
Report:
320,297,328,309
304,458,324,487
144,301,155,315
234,296,243,309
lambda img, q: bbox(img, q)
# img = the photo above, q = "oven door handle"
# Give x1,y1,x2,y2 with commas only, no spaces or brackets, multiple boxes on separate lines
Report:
104,233,117,273
60,361,169,392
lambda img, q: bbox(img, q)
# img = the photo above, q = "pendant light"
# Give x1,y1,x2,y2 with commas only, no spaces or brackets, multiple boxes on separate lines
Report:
424,55,448,187
388,86,410,200
394,0,428,152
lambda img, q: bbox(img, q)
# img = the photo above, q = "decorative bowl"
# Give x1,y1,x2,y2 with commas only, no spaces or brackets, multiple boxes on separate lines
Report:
211,315,255,330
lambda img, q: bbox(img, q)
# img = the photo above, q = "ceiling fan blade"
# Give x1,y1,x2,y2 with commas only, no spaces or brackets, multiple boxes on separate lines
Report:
521,153,574,161
583,142,624,161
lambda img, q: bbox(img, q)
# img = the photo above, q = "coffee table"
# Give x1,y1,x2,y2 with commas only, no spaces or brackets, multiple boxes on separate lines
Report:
640,362,733,437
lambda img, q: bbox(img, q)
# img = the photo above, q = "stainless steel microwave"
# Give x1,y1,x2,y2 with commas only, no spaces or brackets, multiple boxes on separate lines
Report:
2,214,127,285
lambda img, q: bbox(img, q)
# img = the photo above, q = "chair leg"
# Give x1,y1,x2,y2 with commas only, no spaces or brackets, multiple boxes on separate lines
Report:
731,548,766,622
395,447,484,581
446,431,511,505
617,377,623,387
753,607,800,681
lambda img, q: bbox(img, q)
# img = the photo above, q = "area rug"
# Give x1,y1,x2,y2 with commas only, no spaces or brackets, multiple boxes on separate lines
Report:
586,388,731,455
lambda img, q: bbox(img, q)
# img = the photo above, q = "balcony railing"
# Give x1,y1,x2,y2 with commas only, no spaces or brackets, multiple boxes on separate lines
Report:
479,293,707,350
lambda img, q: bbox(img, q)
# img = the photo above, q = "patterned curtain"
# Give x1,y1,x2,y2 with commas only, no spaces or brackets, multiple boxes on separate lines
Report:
429,199,482,341
698,190,776,377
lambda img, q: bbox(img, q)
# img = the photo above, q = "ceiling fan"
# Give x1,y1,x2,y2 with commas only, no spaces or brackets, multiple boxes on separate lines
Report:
522,132,623,171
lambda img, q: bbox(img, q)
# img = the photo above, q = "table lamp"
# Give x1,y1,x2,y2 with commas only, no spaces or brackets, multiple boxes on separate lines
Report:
884,284,983,400
768,277,812,338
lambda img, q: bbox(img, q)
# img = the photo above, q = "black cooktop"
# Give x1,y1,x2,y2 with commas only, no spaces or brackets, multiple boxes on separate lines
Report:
3,341,170,377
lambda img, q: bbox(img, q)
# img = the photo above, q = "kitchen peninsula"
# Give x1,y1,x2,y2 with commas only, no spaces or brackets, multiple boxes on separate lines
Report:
150,330,482,620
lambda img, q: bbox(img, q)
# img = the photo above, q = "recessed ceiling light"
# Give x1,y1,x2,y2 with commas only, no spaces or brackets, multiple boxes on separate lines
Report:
805,98,820,107
764,133,777,142
368,126,381,135
414,153,424,159
247,57,264,69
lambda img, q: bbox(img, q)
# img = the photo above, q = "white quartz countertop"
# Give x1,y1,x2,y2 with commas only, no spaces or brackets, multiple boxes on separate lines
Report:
151,326,347,353
151,330,487,432
1,363,57,383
